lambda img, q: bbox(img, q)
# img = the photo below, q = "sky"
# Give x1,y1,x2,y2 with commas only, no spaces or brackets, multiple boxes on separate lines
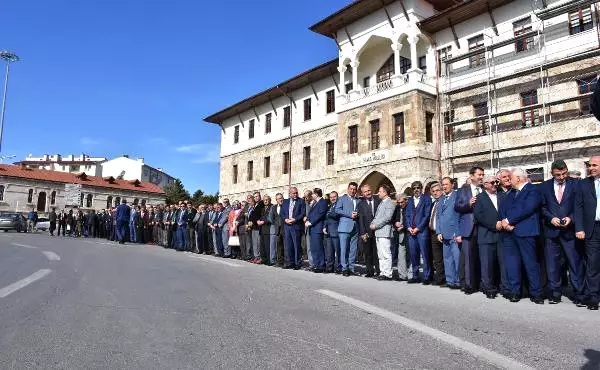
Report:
2,0,352,194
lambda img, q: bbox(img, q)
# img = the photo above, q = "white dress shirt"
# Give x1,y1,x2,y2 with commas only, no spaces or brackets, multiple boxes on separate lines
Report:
553,180,565,201
595,177,600,221
470,184,481,196
414,196,420,208
486,191,498,211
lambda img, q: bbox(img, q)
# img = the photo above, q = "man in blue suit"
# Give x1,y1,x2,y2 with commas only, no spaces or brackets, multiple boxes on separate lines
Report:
281,187,306,269
405,181,432,283
436,177,461,289
324,191,340,273
335,182,360,277
500,168,544,304
541,160,585,304
575,155,600,310
115,199,131,245
455,166,484,294
474,175,504,299
306,188,327,273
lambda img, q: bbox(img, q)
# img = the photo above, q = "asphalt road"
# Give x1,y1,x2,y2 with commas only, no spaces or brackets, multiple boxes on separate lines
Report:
0,233,599,369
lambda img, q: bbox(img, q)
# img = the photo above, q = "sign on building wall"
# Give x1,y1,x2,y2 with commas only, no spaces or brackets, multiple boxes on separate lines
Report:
64,183,82,206
361,149,389,165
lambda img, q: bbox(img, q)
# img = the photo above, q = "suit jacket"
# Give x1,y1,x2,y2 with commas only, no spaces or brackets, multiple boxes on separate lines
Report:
324,202,340,237
404,195,432,233
260,204,273,235
435,191,460,240
280,198,306,230
307,198,327,235
455,184,479,238
220,206,231,231
473,190,502,244
266,203,282,235
392,205,406,244
334,194,358,233
115,204,130,222
357,196,381,236
249,202,264,230
371,197,395,238
574,176,599,239
540,178,577,239
501,182,542,237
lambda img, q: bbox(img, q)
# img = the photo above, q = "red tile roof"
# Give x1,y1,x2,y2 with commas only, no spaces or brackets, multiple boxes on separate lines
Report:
0,164,165,195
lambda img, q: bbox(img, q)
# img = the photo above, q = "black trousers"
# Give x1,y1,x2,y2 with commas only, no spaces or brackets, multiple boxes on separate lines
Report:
585,222,600,304
57,222,66,236
430,229,445,284
361,233,379,275
260,233,270,263
49,221,56,235
459,229,480,291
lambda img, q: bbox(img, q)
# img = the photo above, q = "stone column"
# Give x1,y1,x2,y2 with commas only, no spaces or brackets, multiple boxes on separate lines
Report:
337,65,347,94
407,35,419,71
351,60,360,92
391,42,402,76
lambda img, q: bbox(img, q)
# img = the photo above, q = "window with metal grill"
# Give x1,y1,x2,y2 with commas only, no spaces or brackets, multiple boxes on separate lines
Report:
569,7,593,35
520,90,539,127
370,120,380,150
514,17,533,53
468,35,485,68
393,113,405,144
400,56,411,74
377,55,395,83
443,110,455,142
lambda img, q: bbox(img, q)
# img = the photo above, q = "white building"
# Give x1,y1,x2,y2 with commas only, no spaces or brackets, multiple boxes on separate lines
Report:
100,155,176,189
16,154,107,177
206,0,600,200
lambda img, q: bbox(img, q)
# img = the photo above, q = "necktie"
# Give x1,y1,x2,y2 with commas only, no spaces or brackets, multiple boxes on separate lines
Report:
289,200,295,219
475,187,481,195
368,199,373,217
429,201,438,230
557,183,564,204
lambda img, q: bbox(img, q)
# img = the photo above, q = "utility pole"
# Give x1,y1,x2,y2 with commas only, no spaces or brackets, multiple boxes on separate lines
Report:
0,51,20,154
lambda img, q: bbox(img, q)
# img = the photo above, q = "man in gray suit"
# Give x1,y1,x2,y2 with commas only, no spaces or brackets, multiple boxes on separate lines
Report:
393,194,409,281
371,185,396,281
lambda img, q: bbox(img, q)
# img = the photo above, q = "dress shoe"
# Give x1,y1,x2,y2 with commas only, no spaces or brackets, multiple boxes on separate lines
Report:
508,295,521,303
282,266,291,269
313,268,324,273
486,293,497,299
398,277,408,282
392,275,401,281
422,279,432,286
587,303,599,310
342,270,349,277
530,296,544,305
407,278,420,284
377,275,392,281
293,266,301,270
349,271,361,277
448,284,461,290
548,296,561,304
463,288,476,295
334,270,342,275
365,273,374,278
439,283,448,288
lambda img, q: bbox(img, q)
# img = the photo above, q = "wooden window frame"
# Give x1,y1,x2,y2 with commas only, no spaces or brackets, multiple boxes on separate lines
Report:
369,119,380,150
348,125,359,154
326,140,335,165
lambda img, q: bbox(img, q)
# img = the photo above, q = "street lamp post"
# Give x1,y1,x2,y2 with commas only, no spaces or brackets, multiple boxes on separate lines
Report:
0,51,20,154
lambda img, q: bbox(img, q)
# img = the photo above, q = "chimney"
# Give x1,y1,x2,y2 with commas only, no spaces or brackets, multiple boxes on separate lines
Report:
123,154,129,158
137,157,144,163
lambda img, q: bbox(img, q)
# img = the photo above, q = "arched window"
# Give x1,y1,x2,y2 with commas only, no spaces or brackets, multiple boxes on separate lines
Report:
377,55,395,83
106,196,113,209
50,191,56,205
114,197,121,207
27,189,33,203
0,185,5,201
86,194,93,208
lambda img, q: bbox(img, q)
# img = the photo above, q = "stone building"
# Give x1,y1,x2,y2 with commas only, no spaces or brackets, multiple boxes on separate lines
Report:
0,164,166,215
205,0,600,200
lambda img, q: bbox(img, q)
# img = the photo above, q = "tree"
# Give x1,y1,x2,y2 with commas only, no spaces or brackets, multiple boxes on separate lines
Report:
192,189,204,205
164,178,191,204
191,189,219,205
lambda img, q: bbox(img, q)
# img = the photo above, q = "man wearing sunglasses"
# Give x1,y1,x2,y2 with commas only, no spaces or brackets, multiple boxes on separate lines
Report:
404,181,433,284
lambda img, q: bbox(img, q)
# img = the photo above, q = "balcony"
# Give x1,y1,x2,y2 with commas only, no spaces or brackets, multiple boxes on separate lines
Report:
337,71,437,112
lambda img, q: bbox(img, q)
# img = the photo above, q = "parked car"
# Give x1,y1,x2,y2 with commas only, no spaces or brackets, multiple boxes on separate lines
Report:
0,212,28,232
36,217,50,231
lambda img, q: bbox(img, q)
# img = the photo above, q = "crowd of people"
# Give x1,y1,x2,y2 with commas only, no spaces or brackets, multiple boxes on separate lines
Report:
42,155,600,310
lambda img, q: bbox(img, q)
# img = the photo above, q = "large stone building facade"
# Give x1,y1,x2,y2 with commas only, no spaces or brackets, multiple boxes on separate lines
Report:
206,0,600,199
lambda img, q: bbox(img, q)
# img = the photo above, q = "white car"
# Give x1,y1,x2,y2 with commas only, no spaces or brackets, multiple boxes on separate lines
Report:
35,217,50,231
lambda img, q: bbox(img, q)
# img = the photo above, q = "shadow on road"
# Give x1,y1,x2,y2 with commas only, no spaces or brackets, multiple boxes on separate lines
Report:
582,349,600,370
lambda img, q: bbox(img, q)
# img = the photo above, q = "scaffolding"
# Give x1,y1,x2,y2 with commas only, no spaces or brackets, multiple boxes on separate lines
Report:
439,0,600,179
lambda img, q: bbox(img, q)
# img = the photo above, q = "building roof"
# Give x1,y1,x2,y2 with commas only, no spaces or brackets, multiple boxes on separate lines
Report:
204,58,339,124
15,160,104,165
418,0,514,34
0,164,165,195
309,0,458,37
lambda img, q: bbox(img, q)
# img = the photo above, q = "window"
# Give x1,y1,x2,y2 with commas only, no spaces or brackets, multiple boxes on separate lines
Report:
283,106,291,127
468,35,485,68
247,160,253,181
80,193,84,207
69,165,80,172
265,113,272,134
106,196,113,209
473,102,488,136
400,56,411,74
369,119,380,150
345,82,353,93
249,119,255,139
349,125,358,154
27,189,33,203
520,90,539,127
437,46,452,76
326,140,335,165
393,113,405,144
282,152,290,174
50,190,56,205
363,77,371,88
425,112,434,143
418,56,427,73
86,194,93,208
232,165,238,184
514,17,533,53
326,90,335,113
526,167,544,183
264,157,270,178
377,55,395,82
0,185,4,201
569,7,593,35
443,110,455,142
578,75,597,114
234,125,240,144
303,146,311,170
303,98,311,121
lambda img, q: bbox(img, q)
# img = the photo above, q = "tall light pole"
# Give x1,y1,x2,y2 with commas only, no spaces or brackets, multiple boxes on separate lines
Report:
0,51,20,154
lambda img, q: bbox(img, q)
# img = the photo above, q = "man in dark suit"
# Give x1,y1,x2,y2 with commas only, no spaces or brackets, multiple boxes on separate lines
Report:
495,169,513,295
357,184,381,277
501,168,544,304
474,175,503,299
455,166,485,294
575,155,600,310
324,191,340,273
335,182,360,276
115,199,131,245
258,195,274,264
249,192,264,263
541,160,585,304
404,181,433,284
281,187,306,269
195,204,208,254
306,188,328,273
429,182,445,285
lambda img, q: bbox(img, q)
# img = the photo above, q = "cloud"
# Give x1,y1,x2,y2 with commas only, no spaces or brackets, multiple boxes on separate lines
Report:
175,143,220,163
80,137,100,145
